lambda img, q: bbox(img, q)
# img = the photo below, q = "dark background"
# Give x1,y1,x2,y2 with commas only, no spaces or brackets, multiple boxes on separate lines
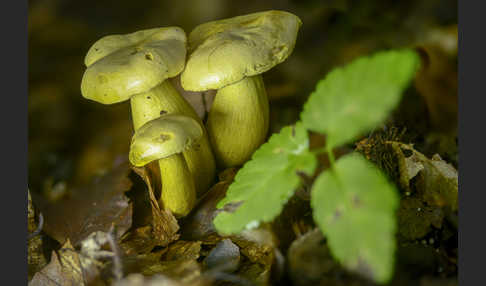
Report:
28,0,457,193
24,0,461,285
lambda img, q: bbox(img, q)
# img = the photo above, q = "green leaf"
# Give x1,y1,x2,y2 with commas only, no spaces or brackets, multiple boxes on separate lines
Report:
214,122,317,235
311,153,399,283
301,49,420,149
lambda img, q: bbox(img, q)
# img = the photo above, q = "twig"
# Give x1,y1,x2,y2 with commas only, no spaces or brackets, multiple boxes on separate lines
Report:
106,225,123,281
28,212,44,240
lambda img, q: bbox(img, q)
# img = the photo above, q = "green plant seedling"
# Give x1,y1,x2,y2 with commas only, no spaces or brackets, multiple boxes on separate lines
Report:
213,49,420,284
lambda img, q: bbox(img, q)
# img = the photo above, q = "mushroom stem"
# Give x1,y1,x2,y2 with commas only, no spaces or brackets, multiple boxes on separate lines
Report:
130,80,194,130
207,75,269,168
130,80,216,196
158,153,196,217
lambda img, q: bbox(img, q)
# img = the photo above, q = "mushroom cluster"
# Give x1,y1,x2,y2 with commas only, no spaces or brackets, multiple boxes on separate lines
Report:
80,10,301,217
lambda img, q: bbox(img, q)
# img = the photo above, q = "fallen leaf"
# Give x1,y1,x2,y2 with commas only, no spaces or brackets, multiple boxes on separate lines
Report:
162,240,202,262
77,229,128,284
390,142,425,192
114,273,181,286
28,190,49,280
120,241,202,280
29,240,99,286
119,226,160,256
420,154,458,210
397,197,444,240
389,142,458,210
34,160,133,246
28,190,37,232
114,272,209,286
231,228,277,285
131,164,180,247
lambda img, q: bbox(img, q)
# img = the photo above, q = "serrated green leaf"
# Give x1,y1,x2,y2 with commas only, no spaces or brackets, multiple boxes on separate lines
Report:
311,153,399,283
214,122,317,235
301,49,420,149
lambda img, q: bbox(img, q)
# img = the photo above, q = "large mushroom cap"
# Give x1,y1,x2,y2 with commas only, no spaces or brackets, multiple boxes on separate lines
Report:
81,27,187,104
129,114,203,166
181,10,302,91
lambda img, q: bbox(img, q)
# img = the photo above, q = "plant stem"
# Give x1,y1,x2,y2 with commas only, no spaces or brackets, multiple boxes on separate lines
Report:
326,144,336,168
311,146,327,155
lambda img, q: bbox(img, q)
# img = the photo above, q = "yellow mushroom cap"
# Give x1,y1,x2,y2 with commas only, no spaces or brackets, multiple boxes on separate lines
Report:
81,27,187,104
181,10,302,91
129,114,203,167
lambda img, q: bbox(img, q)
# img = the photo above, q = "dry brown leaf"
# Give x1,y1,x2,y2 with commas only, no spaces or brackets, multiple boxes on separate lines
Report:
397,197,444,240
162,240,202,262
119,226,160,256
114,269,209,286
28,190,49,280
114,273,181,286
389,142,458,210
34,160,133,246
28,190,37,232
120,241,202,281
29,240,99,286
131,165,180,247
420,154,458,210
231,228,278,286
390,142,425,192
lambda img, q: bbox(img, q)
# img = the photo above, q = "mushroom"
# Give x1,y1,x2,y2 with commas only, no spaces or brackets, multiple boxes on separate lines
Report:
181,10,302,168
129,114,202,217
81,27,216,196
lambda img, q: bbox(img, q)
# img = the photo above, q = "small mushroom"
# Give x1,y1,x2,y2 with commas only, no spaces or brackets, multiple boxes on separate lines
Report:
81,27,186,105
129,114,203,217
181,10,302,168
81,27,216,196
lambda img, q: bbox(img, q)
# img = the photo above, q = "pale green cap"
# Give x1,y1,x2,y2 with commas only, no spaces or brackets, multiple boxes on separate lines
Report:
129,114,203,166
81,27,187,104
181,10,302,91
